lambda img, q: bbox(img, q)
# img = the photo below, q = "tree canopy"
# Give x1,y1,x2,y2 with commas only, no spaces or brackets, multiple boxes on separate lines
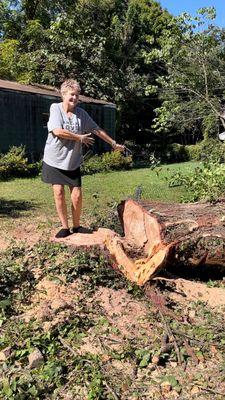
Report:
0,0,175,141
149,8,225,143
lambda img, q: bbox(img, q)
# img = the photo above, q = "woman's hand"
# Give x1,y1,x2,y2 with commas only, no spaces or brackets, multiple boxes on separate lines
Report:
114,143,125,152
80,133,95,147
111,140,125,152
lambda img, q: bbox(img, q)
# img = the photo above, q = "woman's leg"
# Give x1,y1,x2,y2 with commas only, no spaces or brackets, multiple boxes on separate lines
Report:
52,184,69,228
70,186,82,229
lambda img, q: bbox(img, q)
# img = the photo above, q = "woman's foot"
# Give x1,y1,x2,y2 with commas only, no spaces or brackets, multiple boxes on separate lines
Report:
71,226,93,234
55,228,71,238
72,226,81,233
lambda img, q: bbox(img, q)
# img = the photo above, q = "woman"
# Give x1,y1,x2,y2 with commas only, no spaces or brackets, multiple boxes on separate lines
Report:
42,79,124,238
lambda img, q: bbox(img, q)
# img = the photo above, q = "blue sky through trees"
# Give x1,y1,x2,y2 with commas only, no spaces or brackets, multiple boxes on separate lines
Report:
160,0,225,27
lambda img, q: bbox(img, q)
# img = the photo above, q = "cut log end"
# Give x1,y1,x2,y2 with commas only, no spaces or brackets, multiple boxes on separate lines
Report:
108,199,225,285
105,236,175,286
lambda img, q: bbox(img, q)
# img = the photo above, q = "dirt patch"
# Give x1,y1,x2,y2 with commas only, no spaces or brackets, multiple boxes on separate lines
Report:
171,278,225,310
93,287,152,338
1,215,56,248
2,233,225,399
0,236,9,250
78,335,103,356
11,223,44,246
22,277,84,330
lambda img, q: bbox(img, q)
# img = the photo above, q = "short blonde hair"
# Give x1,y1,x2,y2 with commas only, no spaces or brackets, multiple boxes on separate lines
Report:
60,79,81,96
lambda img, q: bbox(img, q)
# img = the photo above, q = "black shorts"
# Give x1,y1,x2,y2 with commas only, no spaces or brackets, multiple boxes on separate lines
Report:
42,162,82,187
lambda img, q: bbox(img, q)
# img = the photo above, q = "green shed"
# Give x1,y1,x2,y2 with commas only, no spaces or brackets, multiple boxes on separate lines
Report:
0,79,116,160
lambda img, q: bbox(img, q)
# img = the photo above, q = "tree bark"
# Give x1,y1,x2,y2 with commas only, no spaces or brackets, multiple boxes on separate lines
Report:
105,199,225,285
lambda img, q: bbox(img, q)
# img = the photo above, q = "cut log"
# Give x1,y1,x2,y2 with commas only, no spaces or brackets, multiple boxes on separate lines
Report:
105,199,225,285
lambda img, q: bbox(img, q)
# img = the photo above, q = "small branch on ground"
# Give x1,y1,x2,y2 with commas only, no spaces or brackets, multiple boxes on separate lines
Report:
103,380,120,400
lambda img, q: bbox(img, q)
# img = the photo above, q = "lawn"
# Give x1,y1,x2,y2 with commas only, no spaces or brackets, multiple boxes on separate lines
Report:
0,161,197,232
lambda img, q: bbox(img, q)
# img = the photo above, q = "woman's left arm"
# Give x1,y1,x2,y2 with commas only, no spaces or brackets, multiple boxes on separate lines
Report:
93,128,125,152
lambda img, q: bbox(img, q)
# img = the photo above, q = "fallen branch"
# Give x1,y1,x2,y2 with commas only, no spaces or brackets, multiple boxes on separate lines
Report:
199,386,225,396
158,309,183,366
146,287,183,366
58,336,77,356
183,340,199,365
103,380,120,400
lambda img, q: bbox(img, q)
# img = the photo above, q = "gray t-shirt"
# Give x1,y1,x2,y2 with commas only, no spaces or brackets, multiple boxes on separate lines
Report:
43,103,99,170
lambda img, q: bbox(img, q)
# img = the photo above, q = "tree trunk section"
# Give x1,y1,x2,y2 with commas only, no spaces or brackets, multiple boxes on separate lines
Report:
105,199,225,285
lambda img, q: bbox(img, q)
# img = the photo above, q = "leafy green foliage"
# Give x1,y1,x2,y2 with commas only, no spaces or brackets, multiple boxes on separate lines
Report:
168,139,225,202
0,0,174,142
0,244,35,315
82,151,133,175
169,160,225,202
185,139,225,162
200,139,225,163
150,8,225,142
185,143,202,161
0,146,41,180
156,143,189,164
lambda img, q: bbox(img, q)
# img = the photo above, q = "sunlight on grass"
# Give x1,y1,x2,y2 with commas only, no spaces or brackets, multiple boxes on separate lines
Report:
0,162,197,226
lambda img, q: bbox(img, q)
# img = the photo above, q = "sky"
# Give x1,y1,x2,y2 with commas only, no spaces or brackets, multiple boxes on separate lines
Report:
160,0,225,27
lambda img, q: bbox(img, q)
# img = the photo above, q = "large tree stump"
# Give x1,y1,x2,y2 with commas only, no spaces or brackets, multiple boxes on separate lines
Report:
105,199,225,285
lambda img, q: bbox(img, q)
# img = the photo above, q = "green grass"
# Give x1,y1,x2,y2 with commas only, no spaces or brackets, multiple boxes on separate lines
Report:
0,161,197,229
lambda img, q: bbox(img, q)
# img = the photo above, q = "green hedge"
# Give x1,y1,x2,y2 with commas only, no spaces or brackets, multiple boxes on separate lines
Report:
82,151,133,175
185,139,225,162
161,143,189,163
144,139,225,164
0,146,133,180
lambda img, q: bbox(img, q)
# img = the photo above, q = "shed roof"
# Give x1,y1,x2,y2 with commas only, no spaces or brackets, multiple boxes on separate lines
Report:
0,79,115,106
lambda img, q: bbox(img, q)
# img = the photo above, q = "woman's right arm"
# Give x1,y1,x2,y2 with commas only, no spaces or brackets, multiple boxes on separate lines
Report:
48,104,94,146
52,129,94,146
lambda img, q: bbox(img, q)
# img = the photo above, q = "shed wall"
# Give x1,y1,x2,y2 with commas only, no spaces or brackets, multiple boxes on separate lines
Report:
0,89,116,159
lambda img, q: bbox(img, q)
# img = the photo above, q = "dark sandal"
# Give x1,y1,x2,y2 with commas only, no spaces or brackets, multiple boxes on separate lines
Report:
55,228,71,238
72,226,81,233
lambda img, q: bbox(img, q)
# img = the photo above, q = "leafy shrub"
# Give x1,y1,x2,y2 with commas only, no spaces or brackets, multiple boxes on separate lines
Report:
146,143,189,164
82,151,133,175
0,146,41,180
200,138,225,162
185,144,202,161
122,141,189,166
169,161,225,202
101,150,132,170
82,155,104,175
186,139,225,162
163,143,189,163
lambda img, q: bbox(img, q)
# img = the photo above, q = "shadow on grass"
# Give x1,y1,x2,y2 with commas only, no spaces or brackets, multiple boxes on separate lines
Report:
0,198,37,218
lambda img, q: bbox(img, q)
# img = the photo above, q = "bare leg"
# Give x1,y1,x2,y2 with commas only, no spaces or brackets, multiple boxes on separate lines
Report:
70,186,82,228
52,184,69,228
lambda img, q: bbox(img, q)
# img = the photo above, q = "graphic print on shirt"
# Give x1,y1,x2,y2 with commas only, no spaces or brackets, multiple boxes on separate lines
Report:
64,116,79,133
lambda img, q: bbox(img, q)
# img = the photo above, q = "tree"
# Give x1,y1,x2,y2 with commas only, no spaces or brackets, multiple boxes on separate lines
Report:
33,0,174,141
147,8,225,143
0,0,174,141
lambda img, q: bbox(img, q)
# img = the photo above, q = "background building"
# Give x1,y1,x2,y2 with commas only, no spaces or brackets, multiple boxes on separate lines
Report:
0,79,116,160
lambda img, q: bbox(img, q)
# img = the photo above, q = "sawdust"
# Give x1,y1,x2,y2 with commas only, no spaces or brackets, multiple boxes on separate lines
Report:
1,222,44,248
13,223,42,244
171,278,225,310
78,335,103,356
0,236,8,250
93,287,152,338
21,277,84,329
